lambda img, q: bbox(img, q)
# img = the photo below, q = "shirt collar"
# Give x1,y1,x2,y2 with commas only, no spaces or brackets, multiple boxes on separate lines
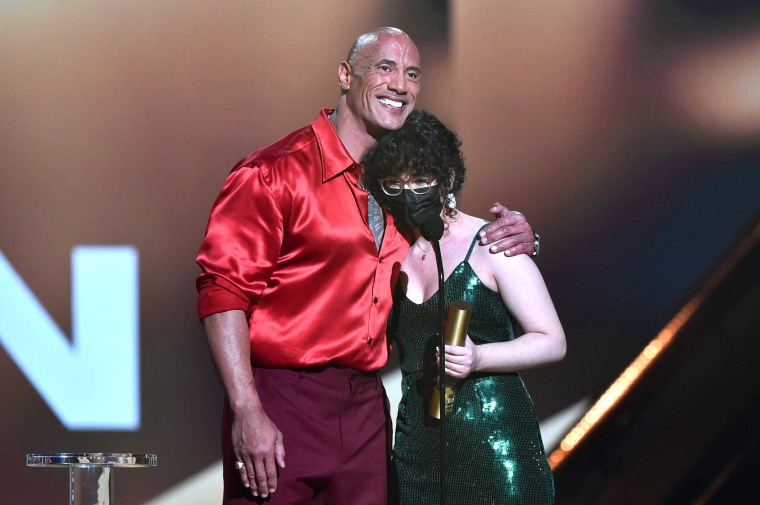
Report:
312,109,358,183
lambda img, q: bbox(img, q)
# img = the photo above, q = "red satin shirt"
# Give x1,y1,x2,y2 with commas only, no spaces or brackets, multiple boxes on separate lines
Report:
196,109,412,372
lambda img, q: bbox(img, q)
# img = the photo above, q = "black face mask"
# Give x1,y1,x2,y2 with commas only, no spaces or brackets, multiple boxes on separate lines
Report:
382,186,443,229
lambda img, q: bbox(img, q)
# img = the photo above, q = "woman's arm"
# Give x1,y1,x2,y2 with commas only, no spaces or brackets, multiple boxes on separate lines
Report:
444,254,566,378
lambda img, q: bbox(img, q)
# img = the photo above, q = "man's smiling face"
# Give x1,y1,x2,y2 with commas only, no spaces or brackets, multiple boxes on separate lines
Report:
342,31,421,138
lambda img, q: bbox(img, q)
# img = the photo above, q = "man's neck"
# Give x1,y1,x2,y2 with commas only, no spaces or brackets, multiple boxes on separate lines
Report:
330,103,378,163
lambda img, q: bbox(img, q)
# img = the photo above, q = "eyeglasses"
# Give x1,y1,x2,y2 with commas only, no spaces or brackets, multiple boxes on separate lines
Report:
379,176,436,196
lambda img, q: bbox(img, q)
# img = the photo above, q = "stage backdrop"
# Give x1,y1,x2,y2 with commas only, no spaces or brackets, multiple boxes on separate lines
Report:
2,1,759,503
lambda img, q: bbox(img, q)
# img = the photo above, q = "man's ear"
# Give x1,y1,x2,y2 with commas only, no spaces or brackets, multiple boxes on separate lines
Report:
338,61,352,91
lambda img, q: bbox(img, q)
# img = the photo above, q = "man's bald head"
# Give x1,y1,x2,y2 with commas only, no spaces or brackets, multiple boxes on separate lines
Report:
346,27,411,65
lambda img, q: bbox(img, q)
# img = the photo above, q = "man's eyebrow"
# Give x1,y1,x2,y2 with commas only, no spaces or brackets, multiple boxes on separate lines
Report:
374,59,421,75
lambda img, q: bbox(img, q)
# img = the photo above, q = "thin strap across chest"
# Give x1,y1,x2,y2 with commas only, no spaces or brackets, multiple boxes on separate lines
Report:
464,223,490,263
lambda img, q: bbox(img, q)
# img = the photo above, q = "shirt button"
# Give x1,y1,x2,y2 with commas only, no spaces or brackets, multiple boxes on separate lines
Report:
373,297,378,303
368,338,373,346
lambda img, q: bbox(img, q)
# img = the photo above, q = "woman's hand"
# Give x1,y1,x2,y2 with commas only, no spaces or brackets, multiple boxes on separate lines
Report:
443,335,480,379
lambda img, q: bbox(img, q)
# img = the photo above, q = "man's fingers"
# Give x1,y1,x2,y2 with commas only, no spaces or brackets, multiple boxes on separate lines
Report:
488,202,524,221
488,240,533,256
236,459,251,489
274,436,286,469
252,459,270,497
489,202,507,215
485,232,528,250
264,458,279,497
481,221,530,240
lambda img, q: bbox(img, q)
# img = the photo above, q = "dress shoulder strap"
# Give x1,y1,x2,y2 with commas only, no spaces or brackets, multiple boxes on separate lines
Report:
464,223,490,262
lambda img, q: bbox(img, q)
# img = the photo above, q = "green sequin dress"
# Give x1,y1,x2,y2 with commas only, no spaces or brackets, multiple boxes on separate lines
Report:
389,228,555,505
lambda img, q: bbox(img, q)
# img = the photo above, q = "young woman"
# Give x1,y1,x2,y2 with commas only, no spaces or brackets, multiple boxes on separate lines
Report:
362,110,566,504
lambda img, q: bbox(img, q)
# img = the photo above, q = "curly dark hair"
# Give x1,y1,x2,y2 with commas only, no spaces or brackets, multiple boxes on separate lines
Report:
361,109,466,219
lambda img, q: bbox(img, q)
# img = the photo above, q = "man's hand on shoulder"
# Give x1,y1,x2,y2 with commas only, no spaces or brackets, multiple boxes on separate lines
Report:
480,202,539,257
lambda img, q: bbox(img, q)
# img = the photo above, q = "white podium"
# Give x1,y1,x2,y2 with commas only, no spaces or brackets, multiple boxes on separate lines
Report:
27,452,157,505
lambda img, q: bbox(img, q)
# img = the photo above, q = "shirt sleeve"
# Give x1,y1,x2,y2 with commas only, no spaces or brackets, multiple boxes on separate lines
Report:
195,162,283,321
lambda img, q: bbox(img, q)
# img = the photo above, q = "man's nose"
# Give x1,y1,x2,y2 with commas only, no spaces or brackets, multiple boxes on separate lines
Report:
388,71,408,94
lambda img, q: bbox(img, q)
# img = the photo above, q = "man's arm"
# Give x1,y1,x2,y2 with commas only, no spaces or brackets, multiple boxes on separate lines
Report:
480,202,540,257
203,310,285,499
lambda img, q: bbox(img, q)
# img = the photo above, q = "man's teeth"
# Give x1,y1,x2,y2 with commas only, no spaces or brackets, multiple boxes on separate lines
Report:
378,98,403,108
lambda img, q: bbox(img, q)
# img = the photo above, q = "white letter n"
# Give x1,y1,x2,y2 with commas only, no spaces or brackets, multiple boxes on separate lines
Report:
0,246,139,430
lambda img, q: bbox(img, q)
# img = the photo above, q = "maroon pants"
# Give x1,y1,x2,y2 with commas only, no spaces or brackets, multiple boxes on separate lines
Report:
221,367,391,504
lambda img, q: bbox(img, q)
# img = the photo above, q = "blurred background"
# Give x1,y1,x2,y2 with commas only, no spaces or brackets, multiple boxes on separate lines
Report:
2,0,759,503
